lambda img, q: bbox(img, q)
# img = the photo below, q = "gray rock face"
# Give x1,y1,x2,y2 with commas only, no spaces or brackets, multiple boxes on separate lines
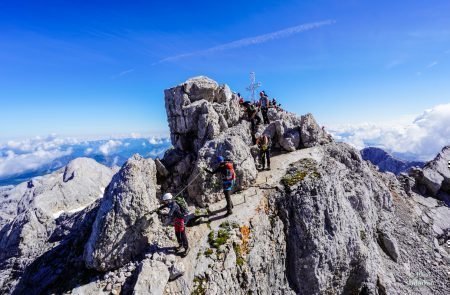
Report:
0,158,114,293
361,147,424,175
133,259,169,295
161,76,332,206
187,134,257,206
277,143,395,294
410,146,450,204
84,154,161,271
299,113,333,148
164,76,240,154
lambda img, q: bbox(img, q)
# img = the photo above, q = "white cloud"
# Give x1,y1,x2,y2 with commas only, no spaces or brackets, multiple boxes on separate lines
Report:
329,104,450,161
427,61,438,68
148,137,170,145
0,148,72,178
156,20,335,64
0,135,78,178
84,147,93,155
98,140,122,156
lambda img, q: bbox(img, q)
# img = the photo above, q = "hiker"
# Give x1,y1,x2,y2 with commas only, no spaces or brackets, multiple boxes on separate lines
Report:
160,193,190,256
255,133,271,170
237,93,244,105
204,156,236,216
240,100,262,142
259,91,270,124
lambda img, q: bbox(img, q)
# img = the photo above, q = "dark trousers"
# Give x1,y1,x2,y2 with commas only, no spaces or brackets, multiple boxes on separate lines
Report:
261,107,270,124
260,149,271,168
175,230,189,249
224,190,233,213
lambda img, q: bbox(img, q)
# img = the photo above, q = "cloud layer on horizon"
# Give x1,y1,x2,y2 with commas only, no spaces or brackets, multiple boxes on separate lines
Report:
0,135,171,184
329,103,450,161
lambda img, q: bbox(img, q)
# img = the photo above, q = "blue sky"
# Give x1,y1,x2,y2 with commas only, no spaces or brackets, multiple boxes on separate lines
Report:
1,0,450,140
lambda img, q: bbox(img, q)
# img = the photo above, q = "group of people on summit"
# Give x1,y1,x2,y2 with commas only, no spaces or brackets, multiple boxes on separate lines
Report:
159,90,280,257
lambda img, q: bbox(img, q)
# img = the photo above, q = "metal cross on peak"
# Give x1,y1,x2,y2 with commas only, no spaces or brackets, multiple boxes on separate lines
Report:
245,72,262,103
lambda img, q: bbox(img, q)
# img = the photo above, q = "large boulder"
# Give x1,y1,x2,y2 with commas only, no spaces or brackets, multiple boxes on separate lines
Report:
299,113,333,148
164,76,241,154
277,143,394,294
84,155,161,271
187,135,257,206
410,146,450,203
133,259,169,295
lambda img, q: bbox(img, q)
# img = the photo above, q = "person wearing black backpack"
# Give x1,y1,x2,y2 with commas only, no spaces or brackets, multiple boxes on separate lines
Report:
160,193,189,256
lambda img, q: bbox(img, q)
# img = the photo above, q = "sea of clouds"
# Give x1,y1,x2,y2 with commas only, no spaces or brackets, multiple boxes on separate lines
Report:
329,103,450,161
0,135,171,186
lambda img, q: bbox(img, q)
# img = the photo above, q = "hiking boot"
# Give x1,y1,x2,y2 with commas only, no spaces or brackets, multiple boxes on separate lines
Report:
182,247,190,257
266,167,271,171
176,247,185,254
225,210,233,216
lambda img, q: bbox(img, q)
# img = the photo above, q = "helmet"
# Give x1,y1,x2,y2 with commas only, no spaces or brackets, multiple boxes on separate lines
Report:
217,156,225,163
255,132,261,138
162,193,173,201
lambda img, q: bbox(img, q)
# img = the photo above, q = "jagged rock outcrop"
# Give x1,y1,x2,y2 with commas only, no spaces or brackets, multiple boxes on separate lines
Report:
160,76,333,206
84,154,161,271
0,158,114,293
409,146,450,204
188,134,258,206
276,143,394,294
361,147,424,175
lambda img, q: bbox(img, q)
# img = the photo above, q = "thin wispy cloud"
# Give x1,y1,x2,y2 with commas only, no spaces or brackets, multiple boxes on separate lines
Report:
111,68,134,79
427,61,438,68
385,59,404,70
155,20,336,64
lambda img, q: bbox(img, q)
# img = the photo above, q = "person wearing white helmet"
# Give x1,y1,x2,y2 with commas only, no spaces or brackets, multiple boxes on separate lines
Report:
255,133,271,170
161,192,189,256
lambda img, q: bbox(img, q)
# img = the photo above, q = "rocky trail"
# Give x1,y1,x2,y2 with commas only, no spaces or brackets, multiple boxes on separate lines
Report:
166,148,323,294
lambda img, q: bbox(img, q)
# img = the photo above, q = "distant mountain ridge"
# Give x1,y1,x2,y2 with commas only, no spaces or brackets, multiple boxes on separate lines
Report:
361,146,424,174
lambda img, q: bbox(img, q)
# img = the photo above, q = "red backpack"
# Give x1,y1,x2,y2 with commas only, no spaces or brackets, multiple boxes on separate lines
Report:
223,161,236,181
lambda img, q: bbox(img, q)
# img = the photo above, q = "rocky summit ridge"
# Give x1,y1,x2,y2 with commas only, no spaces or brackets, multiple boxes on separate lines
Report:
0,76,449,295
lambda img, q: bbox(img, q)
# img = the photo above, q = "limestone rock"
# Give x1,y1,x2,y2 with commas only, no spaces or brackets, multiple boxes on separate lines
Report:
299,113,333,148
133,259,169,295
84,154,161,271
187,135,257,206
411,146,450,203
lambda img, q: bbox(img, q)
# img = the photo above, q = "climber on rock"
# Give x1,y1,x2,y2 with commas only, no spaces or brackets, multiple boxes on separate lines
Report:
160,193,190,257
259,91,270,124
204,156,236,216
255,133,271,170
240,100,262,143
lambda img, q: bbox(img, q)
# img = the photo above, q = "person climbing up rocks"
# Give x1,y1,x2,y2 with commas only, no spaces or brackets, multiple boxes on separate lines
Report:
255,132,271,170
160,193,190,256
240,100,262,143
204,156,236,216
259,91,270,124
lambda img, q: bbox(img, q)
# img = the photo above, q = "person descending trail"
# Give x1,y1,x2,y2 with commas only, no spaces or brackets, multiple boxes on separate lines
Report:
259,91,270,124
240,100,262,143
204,156,236,216
160,193,190,257
255,132,271,170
